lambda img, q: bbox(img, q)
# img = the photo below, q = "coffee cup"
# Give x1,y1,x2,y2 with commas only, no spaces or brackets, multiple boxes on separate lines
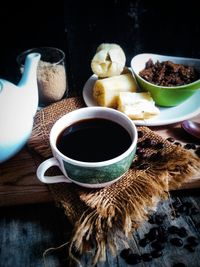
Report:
36,107,138,188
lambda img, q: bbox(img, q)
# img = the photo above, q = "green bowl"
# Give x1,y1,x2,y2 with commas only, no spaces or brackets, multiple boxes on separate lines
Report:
131,53,200,107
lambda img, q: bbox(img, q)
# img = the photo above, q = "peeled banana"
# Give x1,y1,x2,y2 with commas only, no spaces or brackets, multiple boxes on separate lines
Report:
93,73,137,108
91,43,126,77
118,92,160,120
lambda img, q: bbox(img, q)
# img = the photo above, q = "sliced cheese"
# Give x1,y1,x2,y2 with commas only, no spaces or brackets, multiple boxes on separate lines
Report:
117,92,160,120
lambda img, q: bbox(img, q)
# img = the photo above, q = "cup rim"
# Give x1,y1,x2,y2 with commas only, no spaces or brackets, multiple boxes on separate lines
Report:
50,107,138,167
16,46,65,66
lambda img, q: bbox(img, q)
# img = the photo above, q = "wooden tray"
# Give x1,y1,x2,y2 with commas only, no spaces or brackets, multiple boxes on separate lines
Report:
1,117,200,207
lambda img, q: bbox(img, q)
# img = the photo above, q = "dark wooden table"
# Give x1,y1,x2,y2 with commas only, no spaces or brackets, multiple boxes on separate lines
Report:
79,190,200,267
1,1,200,266
0,194,200,267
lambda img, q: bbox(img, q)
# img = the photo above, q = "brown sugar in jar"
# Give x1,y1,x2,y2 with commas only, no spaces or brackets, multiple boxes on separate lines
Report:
37,60,67,106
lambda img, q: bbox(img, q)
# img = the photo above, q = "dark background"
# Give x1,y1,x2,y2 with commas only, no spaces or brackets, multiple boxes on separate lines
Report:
0,0,200,95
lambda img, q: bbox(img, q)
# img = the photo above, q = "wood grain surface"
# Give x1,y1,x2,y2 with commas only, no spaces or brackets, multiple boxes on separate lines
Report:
0,147,52,207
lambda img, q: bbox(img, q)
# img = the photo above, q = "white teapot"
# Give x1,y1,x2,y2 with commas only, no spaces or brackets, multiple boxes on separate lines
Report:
0,53,41,163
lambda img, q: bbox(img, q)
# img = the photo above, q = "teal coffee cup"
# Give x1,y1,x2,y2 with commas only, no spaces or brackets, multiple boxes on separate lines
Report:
36,107,138,188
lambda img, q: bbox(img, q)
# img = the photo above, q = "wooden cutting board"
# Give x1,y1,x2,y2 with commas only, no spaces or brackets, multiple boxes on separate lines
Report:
1,117,200,207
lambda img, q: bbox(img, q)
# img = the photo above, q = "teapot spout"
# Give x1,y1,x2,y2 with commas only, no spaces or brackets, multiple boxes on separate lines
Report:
18,53,41,116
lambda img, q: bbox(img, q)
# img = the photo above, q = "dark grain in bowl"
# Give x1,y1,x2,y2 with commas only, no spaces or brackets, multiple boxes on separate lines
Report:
139,59,200,87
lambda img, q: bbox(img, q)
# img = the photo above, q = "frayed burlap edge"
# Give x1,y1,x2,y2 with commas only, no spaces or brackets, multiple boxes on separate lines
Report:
71,170,168,264
63,148,200,265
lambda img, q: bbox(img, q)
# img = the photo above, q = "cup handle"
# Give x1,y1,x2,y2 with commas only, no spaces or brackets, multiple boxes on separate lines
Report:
36,157,72,184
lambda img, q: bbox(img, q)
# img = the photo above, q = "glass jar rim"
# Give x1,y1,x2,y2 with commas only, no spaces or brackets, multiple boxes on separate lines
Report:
16,47,65,66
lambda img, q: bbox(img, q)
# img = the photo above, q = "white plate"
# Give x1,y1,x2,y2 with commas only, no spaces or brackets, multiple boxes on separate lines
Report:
82,74,200,126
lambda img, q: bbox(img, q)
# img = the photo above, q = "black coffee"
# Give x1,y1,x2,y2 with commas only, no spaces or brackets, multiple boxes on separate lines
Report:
56,118,132,162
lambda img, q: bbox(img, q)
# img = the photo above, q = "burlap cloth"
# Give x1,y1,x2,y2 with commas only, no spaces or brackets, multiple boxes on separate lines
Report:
28,97,200,265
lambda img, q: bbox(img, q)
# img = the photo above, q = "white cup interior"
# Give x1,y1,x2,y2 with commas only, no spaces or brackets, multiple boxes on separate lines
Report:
50,107,138,167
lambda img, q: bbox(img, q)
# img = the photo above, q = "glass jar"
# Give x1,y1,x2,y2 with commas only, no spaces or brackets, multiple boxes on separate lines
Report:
17,47,68,107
